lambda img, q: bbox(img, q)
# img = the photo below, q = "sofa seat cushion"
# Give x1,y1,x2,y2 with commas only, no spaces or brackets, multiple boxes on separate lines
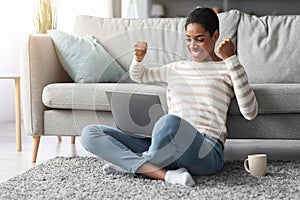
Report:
43,83,299,116
229,84,300,115
42,83,167,112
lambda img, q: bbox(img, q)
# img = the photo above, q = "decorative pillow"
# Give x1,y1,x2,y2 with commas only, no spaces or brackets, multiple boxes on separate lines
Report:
47,30,126,83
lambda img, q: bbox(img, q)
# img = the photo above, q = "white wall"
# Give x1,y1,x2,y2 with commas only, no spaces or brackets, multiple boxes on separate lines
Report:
0,0,109,123
57,0,109,33
0,1,32,122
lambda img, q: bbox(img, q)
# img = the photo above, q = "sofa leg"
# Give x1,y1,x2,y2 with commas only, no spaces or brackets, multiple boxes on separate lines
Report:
57,136,62,142
32,136,41,163
71,136,76,144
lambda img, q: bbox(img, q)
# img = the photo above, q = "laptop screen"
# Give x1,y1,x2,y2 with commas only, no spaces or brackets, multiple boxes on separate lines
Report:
106,91,165,137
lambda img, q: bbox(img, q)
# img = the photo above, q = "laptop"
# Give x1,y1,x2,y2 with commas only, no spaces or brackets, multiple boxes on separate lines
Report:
105,91,165,138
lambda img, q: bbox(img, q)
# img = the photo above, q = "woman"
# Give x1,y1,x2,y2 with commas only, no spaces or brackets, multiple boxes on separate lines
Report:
81,7,258,187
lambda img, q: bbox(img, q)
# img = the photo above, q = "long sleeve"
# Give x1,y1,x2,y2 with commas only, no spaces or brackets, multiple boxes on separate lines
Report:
225,55,258,120
129,58,170,84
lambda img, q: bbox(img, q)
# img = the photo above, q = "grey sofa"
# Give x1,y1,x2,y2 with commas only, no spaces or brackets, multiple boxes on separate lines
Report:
22,10,300,163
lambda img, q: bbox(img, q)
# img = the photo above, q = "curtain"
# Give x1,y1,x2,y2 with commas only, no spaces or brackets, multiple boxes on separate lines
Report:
121,0,150,18
109,0,121,18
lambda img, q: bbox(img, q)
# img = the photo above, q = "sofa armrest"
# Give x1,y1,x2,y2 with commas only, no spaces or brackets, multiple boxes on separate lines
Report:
21,34,72,136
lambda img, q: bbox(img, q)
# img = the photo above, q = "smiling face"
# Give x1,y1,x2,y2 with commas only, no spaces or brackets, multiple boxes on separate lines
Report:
186,23,220,62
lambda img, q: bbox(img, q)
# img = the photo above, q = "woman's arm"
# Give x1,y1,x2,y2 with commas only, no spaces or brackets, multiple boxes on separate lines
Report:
217,38,258,120
225,56,258,120
129,41,170,83
129,59,170,83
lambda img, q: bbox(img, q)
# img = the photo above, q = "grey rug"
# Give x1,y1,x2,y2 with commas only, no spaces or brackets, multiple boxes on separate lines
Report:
0,157,299,200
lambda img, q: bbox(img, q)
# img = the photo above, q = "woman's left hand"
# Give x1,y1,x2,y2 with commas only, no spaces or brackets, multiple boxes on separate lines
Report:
216,38,235,60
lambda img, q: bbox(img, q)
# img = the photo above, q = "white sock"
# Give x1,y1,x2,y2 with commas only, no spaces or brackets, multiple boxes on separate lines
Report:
165,168,195,187
102,163,130,175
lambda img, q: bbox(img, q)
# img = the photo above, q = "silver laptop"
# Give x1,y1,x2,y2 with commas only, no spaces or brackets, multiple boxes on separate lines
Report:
105,91,165,138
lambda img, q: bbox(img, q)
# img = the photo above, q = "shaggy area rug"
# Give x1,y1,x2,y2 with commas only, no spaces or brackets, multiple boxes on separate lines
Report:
0,157,299,200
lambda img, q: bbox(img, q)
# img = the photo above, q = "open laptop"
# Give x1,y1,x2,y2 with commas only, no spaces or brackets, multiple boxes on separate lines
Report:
105,91,165,138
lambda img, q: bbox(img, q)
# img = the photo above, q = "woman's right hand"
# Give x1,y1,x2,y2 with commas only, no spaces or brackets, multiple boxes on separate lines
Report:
134,41,148,62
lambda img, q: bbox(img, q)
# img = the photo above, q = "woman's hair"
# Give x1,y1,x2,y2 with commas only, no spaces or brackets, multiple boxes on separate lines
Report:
185,7,219,37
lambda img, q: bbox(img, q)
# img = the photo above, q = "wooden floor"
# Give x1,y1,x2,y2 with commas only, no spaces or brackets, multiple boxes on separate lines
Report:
0,121,299,183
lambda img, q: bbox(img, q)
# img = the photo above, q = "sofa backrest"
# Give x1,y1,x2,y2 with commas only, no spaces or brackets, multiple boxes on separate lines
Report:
74,17,189,71
73,10,240,72
237,13,300,83
74,10,299,84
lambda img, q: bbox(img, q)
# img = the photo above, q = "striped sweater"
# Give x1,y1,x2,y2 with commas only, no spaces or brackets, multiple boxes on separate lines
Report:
129,55,258,143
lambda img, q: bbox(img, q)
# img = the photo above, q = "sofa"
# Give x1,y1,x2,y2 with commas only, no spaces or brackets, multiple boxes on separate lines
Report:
22,10,300,163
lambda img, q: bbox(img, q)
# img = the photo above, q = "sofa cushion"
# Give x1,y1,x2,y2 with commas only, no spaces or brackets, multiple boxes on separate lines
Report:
42,83,168,112
73,10,241,72
237,13,300,83
216,9,241,55
228,84,300,115
43,83,300,116
48,30,127,83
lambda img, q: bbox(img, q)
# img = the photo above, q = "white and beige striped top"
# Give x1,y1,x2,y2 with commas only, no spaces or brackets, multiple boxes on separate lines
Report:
129,55,258,143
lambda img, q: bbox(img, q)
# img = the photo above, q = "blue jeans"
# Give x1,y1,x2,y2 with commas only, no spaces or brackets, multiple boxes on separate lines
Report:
80,114,224,175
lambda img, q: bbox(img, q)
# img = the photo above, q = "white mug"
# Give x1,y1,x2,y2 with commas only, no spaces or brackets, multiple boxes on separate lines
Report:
244,154,267,176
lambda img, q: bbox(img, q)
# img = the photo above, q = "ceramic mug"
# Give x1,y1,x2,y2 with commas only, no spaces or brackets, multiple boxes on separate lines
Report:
244,154,267,176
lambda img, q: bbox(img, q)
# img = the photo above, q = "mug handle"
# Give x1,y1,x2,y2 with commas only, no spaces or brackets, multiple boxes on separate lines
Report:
244,159,251,173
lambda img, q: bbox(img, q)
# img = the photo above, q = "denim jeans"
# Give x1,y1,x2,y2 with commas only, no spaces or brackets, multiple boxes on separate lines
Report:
80,114,224,175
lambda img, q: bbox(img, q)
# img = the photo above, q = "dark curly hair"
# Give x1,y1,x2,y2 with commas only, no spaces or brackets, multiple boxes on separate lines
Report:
185,7,219,37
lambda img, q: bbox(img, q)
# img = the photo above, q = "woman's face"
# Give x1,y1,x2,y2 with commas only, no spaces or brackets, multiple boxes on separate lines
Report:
185,23,219,62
